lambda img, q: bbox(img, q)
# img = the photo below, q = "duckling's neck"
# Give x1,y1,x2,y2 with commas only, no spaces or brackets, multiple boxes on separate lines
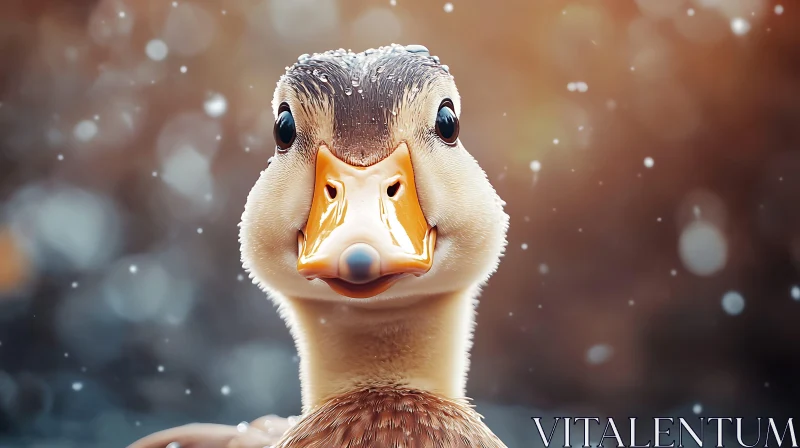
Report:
284,290,476,413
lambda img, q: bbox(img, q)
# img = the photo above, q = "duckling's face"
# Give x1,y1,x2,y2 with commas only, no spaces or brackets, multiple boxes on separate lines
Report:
240,45,508,304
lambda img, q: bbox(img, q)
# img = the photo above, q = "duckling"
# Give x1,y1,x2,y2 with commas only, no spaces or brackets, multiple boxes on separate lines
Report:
129,44,509,448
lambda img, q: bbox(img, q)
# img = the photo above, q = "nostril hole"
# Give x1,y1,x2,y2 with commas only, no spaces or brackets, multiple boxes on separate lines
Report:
387,181,401,198
326,183,337,199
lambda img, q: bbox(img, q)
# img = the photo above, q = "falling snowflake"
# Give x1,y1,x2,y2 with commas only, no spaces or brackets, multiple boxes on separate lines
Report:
721,291,745,315
204,92,228,118
74,120,98,142
567,82,589,92
586,344,613,365
730,18,751,36
145,39,169,61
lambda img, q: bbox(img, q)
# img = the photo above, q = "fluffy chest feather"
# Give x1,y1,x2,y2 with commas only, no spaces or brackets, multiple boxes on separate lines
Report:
274,387,506,448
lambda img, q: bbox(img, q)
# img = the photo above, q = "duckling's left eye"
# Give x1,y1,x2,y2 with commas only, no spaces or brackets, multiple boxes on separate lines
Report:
435,99,459,145
274,103,296,151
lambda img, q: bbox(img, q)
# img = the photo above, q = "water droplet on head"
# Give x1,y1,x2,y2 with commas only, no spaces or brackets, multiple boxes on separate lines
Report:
405,44,430,56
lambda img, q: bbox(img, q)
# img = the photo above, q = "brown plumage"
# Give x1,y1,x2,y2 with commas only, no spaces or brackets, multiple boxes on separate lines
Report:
274,387,505,448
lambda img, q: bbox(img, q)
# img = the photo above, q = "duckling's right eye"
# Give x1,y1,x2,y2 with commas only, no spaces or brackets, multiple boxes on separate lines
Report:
274,104,296,151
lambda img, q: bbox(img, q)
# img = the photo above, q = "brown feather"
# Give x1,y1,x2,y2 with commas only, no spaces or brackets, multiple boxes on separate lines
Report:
274,387,506,448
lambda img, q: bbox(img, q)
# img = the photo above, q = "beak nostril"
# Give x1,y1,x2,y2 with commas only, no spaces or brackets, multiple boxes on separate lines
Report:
387,181,401,198
325,183,337,200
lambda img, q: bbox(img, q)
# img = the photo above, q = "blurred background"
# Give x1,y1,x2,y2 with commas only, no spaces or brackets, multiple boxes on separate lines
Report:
0,0,799,446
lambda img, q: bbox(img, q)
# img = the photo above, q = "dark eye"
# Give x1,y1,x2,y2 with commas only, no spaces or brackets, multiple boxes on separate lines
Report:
435,99,459,145
274,103,296,151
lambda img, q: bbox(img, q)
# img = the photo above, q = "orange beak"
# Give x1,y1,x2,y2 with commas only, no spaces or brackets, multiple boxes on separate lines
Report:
297,143,436,298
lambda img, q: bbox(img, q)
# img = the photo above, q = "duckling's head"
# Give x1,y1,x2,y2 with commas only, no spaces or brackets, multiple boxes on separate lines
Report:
240,44,508,304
